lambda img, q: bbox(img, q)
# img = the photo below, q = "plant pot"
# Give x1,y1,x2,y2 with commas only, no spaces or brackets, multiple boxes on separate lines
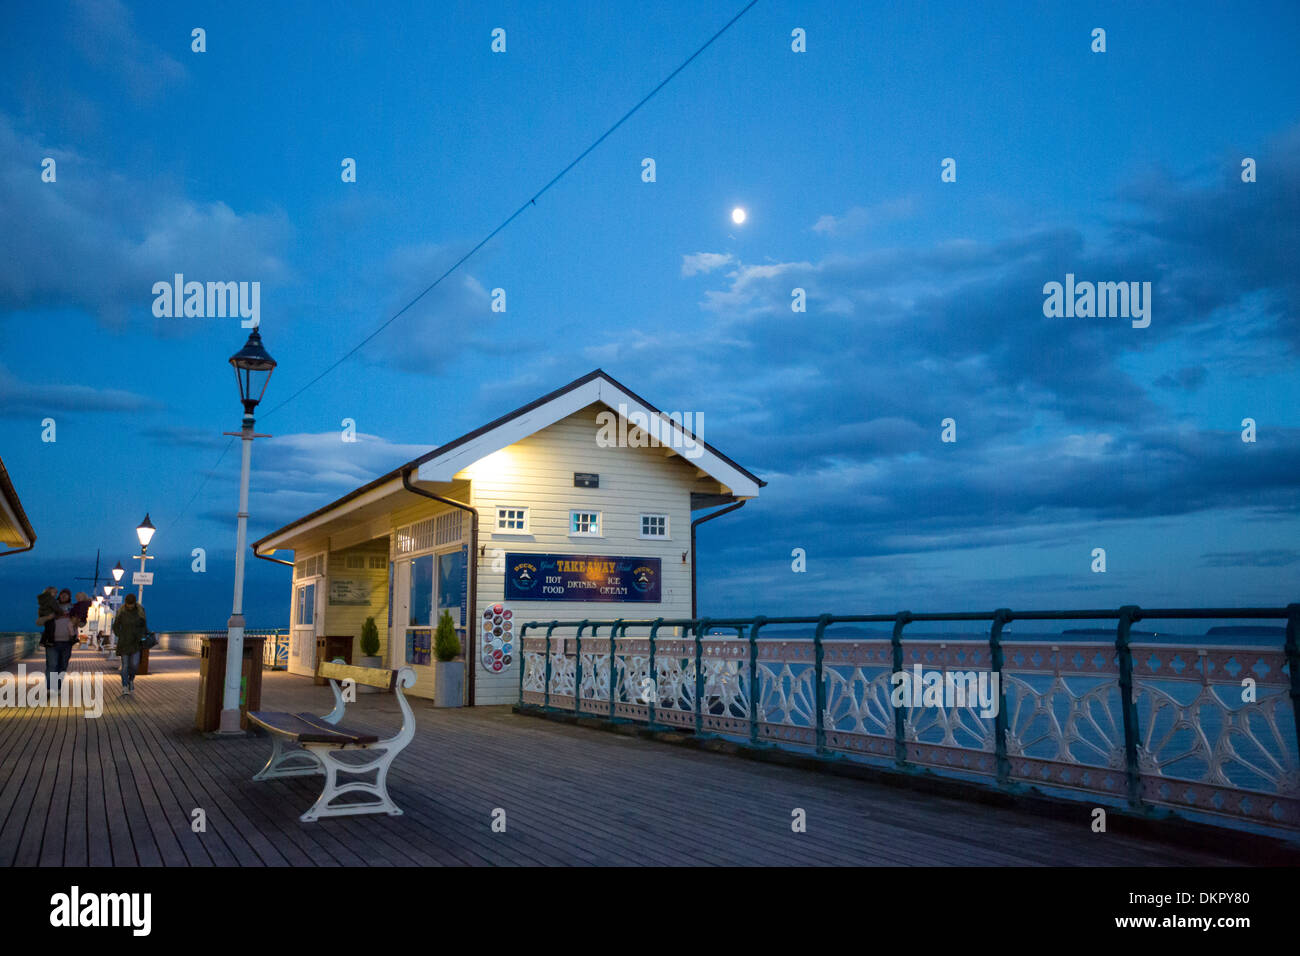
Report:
433,660,465,707
358,655,382,693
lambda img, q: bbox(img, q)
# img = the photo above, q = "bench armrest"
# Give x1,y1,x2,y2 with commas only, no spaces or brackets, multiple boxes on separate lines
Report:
382,667,418,751
320,676,347,725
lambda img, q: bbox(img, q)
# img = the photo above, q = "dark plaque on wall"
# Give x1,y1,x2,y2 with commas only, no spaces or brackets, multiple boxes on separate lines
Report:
573,472,599,488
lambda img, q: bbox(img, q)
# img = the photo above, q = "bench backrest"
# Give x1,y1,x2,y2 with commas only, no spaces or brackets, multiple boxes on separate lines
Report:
317,660,397,691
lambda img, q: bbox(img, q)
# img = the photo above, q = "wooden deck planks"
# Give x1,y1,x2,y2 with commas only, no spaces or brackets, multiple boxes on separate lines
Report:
0,646,1265,867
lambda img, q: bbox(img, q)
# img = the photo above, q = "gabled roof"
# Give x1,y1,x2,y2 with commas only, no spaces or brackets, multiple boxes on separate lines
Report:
254,369,763,553
0,456,36,553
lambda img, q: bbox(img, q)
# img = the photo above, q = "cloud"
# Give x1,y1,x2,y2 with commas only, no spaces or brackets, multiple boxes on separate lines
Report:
681,252,734,277
0,114,293,330
811,198,916,237
1116,124,1300,354
70,0,187,101
351,242,494,374
196,431,433,532
0,364,159,418
140,425,228,450
1201,549,1300,568
1154,366,1208,391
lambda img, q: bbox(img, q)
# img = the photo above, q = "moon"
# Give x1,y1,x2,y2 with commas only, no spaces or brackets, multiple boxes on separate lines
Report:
731,207,747,225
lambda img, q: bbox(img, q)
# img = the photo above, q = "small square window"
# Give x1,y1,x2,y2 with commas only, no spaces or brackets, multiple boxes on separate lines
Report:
640,514,669,538
570,511,601,536
495,507,529,534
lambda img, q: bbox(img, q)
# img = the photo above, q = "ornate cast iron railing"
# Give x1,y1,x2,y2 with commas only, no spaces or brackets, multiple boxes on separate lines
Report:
518,606,1300,836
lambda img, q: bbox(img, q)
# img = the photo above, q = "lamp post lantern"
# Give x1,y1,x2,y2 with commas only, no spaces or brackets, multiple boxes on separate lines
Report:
134,514,155,601
218,326,276,734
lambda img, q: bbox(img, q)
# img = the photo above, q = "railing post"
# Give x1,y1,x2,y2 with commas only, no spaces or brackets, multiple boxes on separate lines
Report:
1115,605,1144,809
694,618,710,736
988,608,1012,786
891,611,912,768
749,616,766,747
518,623,530,705
610,618,624,721
814,614,832,756
646,618,664,731
574,620,589,715
1285,604,1300,765
544,621,557,711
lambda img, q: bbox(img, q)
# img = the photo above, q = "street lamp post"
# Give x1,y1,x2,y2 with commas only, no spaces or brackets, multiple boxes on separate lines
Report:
133,518,156,674
106,563,125,657
218,327,276,734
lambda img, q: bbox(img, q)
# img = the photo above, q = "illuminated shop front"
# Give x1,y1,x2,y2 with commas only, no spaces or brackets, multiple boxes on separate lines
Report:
253,370,763,705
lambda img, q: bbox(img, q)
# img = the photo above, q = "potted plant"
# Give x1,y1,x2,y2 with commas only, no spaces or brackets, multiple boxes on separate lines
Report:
433,609,464,707
358,616,382,693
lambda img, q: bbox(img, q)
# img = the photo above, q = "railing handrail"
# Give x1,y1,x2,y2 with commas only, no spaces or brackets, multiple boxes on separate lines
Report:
522,606,1297,630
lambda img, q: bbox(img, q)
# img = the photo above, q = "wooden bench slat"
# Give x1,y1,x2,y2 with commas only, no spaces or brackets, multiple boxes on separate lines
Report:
247,711,378,745
291,713,379,745
316,661,397,691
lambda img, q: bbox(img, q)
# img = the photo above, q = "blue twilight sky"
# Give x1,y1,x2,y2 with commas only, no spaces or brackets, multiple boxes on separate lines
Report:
1,0,1298,630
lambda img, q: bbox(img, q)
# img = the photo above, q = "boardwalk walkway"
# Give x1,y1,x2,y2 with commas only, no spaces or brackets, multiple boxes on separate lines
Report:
0,646,1256,866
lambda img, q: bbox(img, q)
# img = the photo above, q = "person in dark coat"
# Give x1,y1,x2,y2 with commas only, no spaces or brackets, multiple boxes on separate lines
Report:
111,594,147,695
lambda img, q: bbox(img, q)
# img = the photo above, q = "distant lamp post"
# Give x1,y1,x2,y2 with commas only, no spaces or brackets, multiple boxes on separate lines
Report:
218,326,276,734
134,514,155,601
112,562,125,584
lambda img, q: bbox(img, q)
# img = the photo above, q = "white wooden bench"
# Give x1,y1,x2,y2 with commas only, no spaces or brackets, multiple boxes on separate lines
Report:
248,661,417,823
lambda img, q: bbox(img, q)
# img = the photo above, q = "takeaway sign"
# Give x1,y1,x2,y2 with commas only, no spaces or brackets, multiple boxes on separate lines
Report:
505,553,661,603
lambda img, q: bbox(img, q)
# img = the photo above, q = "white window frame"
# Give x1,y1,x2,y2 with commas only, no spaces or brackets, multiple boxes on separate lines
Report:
569,510,602,537
295,581,317,627
494,506,530,535
639,513,670,539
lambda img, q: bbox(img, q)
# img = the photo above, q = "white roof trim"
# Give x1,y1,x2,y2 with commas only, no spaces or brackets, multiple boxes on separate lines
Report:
255,476,406,554
0,487,32,549
417,376,761,498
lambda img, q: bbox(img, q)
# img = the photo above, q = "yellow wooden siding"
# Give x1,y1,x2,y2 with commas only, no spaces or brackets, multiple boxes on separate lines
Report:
461,403,699,705
324,542,390,663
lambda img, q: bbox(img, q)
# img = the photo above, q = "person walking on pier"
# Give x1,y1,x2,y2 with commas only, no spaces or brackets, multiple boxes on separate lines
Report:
47,608,77,695
112,593,147,696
